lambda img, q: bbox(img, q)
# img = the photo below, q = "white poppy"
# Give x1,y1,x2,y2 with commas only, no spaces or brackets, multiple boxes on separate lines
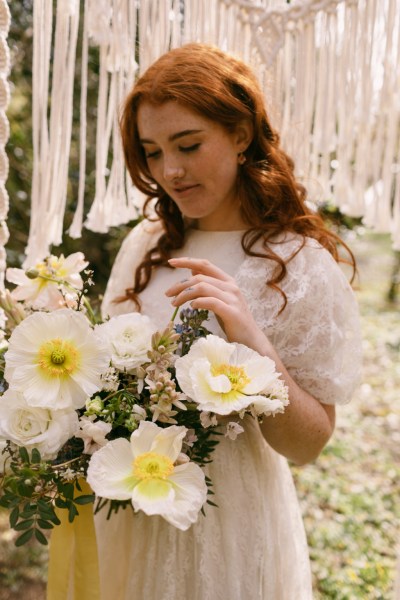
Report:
87,420,207,530
4,309,111,410
0,389,79,459
96,313,157,372
6,252,88,310
175,334,286,416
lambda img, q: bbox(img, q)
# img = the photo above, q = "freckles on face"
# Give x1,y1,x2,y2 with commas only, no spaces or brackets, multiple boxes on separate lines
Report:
137,101,245,230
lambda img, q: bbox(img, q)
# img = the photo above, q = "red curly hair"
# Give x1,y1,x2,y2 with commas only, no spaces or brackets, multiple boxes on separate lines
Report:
119,43,355,311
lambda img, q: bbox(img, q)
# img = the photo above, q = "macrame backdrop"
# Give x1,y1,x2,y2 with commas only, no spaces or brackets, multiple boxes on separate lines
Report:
0,0,9,286
17,0,400,267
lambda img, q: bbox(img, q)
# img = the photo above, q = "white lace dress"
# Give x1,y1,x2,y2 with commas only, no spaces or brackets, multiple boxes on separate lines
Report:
98,222,361,600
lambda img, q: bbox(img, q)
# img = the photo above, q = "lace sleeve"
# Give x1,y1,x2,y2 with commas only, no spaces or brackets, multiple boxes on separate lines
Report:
237,238,362,405
101,220,163,319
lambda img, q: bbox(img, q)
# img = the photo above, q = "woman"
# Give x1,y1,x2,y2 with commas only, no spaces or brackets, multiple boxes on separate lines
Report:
100,43,361,599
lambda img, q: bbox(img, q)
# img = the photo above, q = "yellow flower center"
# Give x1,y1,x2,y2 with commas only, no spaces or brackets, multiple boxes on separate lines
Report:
37,338,80,377
34,257,67,284
211,363,250,391
133,452,174,480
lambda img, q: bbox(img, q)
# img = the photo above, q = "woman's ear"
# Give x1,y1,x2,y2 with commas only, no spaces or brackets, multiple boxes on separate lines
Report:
234,119,253,153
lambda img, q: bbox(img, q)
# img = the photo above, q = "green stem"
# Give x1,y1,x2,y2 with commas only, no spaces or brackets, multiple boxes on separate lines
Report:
170,306,179,322
35,274,98,324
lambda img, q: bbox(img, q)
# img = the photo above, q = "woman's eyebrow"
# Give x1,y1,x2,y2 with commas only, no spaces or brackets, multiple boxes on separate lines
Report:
140,129,204,144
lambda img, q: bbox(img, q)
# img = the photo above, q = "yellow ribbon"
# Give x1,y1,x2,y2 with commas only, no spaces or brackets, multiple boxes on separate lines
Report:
47,480,100,600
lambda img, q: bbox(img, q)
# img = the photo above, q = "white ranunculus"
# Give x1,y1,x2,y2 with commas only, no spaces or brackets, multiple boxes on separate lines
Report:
6,252,88,310
4,309,111,410
75,415,112,455
175,334,286,416
0,389,79,459
96,313,157,372
87,420,207,530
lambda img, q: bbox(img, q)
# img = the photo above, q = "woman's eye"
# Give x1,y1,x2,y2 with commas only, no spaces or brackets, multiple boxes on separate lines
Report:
179,143,200,153
145,150,161,159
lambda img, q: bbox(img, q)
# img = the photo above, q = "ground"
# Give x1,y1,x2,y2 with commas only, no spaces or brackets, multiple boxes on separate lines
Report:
0,231,399,599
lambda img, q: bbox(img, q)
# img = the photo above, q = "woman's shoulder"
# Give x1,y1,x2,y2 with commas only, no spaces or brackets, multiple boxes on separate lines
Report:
247,231,341,279
237,230,355,317
119,218,164,250
101,219,163,319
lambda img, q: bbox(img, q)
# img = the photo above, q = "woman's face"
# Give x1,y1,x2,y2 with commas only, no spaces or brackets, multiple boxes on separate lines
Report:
137,101,250,231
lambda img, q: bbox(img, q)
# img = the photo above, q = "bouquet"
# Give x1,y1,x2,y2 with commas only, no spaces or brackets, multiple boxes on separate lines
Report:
0,252,289,546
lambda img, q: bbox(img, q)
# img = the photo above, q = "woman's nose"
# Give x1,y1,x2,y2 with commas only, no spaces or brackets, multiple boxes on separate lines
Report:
163,159,185,181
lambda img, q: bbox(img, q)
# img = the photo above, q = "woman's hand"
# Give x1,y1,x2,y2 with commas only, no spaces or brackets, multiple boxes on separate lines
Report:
166,256,336,466
165,257,263,348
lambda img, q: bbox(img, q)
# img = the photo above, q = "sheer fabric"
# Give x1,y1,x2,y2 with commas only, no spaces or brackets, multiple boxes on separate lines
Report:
98,222,361,600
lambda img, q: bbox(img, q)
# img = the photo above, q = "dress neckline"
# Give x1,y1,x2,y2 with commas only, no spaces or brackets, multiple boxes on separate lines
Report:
186,228,247,235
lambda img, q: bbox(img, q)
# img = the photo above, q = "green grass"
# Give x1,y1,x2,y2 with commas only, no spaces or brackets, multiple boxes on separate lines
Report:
292,231,400,599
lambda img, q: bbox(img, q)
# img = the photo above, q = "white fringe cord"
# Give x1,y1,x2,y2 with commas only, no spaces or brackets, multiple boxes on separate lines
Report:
23,0,400,259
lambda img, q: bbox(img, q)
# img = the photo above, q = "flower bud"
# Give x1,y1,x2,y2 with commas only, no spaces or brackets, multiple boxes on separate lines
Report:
25,268,40,279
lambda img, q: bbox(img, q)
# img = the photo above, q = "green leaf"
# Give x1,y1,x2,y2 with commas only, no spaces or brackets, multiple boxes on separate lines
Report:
16,482,34,497
18,447,30,464
37,519,54,530
74,494,95,505
0,495,15,508
20,507,36,519
9,506,20,528
15,528,34,546
37,498,54,513
49,513,61,526
30,448,41,464
206,500,218,507
14,518,34,531
63,483,75,500
55,497,68,509
34,528,49,545
68,503,79,522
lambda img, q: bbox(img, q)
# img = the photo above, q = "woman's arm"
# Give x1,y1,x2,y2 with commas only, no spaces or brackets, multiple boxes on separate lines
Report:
166,256,335,466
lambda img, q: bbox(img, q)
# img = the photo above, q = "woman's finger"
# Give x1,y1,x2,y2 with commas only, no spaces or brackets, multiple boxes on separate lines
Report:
165,274,233,298
168,257,232,282
170,281,233,308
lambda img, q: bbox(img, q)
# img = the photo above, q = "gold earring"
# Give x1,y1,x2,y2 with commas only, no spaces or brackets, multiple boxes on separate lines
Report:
238,152,246,165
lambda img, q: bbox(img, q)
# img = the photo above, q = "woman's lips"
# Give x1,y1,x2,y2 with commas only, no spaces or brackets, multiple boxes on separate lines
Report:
172,184,199,197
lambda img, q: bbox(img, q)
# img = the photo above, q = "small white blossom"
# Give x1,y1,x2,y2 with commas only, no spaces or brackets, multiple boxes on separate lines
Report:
100,366,120,392
132,405,147,420
225,421,245,441
200,412,218,428
62,467,78,482
75,415,112,455
183,429,198,447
